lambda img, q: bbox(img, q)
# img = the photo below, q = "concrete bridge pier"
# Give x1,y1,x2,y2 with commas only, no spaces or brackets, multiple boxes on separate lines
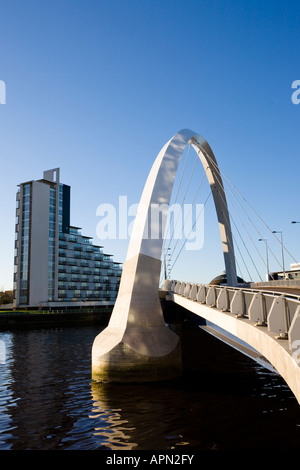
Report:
92,252,182,382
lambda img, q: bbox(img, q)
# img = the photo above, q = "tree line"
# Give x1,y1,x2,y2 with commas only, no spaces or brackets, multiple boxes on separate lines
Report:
0,290,13,305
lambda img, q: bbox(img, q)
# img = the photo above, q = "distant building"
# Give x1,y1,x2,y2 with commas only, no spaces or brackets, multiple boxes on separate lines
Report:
13,168,122,308
270,263,300,281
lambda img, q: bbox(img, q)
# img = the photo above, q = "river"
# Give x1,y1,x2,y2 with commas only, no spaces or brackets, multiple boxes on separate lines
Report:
1,321,300,451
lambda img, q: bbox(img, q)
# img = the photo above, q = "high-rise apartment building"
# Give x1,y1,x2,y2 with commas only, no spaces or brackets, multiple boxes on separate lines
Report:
14,168,122,308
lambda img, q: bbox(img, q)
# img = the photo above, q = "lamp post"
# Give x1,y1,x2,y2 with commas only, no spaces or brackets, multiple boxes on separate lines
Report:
259,238,270,281
272,230,285,277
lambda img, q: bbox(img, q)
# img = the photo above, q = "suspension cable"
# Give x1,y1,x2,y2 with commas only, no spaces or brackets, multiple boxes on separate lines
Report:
162,144,191,254
199,154,264,280
202,148,300,267
162,143,292,284
169,191,212,272
202,150,282,268
166,154,199,252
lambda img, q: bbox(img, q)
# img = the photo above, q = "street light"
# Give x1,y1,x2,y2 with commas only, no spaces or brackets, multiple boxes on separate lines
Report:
272,230,285,276
259,238,270,281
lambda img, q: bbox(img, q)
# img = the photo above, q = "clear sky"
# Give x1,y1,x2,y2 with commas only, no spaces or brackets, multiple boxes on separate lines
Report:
0,0,300,290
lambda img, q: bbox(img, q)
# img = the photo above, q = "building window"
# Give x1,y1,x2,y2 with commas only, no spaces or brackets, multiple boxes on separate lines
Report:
18,183,31,304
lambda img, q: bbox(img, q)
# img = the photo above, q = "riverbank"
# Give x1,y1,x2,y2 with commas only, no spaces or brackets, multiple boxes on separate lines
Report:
0,307,112,330
0,293,173,331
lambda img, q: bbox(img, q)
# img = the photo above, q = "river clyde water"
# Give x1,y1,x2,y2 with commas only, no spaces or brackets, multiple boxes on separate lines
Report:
1,321,300,452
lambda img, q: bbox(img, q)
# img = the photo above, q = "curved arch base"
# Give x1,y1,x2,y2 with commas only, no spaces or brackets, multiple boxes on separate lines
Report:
92,252,182,382
92,328,182,383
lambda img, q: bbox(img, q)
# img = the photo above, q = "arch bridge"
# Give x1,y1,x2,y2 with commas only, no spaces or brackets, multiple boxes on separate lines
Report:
92,129,300,404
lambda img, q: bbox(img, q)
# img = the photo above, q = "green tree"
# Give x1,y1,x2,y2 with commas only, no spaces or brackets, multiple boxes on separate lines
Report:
0,290,13,304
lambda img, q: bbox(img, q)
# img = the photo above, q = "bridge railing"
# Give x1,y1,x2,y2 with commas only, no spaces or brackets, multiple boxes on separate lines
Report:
163,280,300,351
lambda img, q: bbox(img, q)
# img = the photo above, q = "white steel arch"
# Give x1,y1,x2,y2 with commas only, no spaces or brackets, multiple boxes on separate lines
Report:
92,129,238,382
126,129,237,284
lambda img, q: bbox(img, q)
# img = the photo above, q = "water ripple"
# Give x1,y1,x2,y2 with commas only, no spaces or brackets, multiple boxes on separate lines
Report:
0,325,300,450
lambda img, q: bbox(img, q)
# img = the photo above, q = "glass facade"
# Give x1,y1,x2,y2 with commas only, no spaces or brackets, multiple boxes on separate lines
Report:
57,226,122,302
18,184,31,305
14,170,122,306
48,186,57,300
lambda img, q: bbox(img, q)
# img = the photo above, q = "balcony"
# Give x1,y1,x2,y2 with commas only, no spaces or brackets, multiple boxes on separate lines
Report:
58,285,67,290
68,260,77,266
71,267,80,274
81,253,92,260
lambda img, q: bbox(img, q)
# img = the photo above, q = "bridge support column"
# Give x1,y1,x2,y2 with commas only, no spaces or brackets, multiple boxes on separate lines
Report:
92,334,181,383
92,252,182,382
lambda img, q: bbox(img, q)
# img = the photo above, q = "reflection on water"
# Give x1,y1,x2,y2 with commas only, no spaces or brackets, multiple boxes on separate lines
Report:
1,323,300,450
91,383,138,450
90,381,193,450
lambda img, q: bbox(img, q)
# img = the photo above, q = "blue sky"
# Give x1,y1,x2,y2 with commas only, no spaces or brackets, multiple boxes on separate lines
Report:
0,0,300,290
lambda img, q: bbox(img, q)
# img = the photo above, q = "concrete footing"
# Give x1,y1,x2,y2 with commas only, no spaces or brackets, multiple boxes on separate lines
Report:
91,252,182,383
92,326,182,382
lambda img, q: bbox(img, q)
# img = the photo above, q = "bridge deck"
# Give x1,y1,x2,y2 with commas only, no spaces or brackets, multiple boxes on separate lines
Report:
163,280,300,404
